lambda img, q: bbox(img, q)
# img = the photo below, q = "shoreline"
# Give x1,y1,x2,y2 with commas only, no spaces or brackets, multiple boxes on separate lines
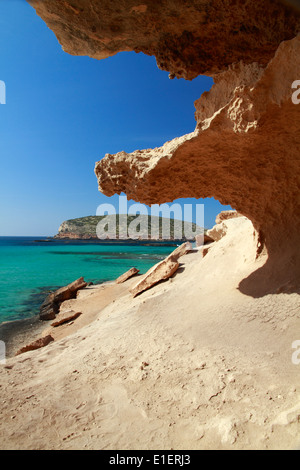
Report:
1,218,300,449
0,240,179,334
0,314,51,358
0,279,118,358
40,237,191,247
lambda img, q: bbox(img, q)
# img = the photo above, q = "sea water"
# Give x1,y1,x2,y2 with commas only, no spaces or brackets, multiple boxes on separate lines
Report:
0,237,175,323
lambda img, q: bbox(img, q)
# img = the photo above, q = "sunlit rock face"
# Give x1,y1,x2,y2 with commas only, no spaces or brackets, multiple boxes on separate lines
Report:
95,36,300,294
28,0,299,79
27,0,300,293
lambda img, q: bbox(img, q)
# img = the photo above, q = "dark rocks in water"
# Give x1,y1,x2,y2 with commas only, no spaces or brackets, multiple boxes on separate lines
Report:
39,277,87,320
39,298,59,321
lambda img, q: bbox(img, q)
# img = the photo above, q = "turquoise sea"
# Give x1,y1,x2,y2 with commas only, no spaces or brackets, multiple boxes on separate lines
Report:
0,237,176,324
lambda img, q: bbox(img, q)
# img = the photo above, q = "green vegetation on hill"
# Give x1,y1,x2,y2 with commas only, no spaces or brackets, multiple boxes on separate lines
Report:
57,214,205,240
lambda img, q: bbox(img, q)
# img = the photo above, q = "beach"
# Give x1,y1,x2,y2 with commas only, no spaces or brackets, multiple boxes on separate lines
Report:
1,216,299,450
0,237,175,324
1,0,299,453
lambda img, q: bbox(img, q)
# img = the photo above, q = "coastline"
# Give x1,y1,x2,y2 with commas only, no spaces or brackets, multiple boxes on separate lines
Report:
46,236,192,247
0,314,50,358
0,278,139,359
0,238,177,343
2,0,299,452
1,217,299,450
0,279,121,358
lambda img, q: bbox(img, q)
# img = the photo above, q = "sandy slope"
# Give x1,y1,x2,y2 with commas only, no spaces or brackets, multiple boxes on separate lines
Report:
0,217,300,450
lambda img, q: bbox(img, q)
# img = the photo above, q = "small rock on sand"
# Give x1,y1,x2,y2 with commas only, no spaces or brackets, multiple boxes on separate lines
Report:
116,267,139,284
15,335,54,356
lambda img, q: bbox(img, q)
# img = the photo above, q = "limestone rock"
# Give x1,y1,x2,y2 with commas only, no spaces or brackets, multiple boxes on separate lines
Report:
201,246,211,258
95,35,300,290
207,221,232,243
129,242,191,297
40,277,87,320
15,335,54,356
27,0,299,79
167,242,192,261
25,0,300,291
51,311,82,327
196,234,215,246
116,267,140,284
215,211,243,225
39,296,59,321
130,258,179,298
207,211,244,242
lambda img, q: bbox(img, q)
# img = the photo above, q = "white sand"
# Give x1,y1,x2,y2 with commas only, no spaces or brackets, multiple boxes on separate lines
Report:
0,217,300,450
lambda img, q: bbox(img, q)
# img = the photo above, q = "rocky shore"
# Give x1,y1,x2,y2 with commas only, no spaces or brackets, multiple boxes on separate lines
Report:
5,0,299,450
1,215,299,450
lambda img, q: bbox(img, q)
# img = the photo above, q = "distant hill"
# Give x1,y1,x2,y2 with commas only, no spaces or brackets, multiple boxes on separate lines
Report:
55,215,205,241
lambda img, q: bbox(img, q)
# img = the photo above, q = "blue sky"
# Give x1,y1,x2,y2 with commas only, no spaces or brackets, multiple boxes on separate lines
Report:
0,0,231,236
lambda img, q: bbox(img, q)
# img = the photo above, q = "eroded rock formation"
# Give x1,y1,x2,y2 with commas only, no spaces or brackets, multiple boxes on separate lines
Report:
27,0,300,293
95,35,300,292
215,211,243,225
129,242,191,297
28,0,299,79
116,267,140,284
51,310,82,327
40,277,88,320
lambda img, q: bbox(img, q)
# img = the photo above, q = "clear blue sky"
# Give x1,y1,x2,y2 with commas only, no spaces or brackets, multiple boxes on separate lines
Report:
0,0,231,236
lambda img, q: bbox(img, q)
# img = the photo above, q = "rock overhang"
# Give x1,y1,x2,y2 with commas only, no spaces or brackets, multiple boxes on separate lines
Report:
27,0,300,79
26,0,300,292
